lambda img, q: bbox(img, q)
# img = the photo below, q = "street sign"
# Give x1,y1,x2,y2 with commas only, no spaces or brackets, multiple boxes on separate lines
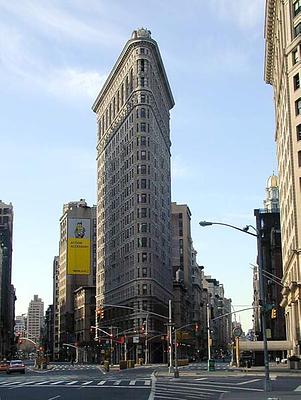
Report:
133,336,139,343
233,327,242,337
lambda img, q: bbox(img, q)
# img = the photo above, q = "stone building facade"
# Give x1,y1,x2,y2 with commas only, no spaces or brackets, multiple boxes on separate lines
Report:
55,199,96,360
264,0,301,355
92,28,174,362
27,295,44,344
0,200,15,359
253,175,285,346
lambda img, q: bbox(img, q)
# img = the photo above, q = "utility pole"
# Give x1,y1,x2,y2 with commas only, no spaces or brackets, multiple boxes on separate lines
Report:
110,326,113,366
145,314,149,364
256,227,271,391
168,299,173,373
207,303,211,369
124,335,127,361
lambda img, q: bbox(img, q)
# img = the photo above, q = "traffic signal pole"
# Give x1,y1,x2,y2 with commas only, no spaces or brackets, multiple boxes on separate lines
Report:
168,299,173,373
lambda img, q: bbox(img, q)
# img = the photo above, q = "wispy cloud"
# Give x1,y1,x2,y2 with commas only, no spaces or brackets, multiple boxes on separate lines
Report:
0,22,106,100
210,0,264,31
45,68,106,100
0,0,123,45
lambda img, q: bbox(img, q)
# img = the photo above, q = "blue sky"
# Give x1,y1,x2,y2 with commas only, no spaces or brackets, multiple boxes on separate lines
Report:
1,0,275,330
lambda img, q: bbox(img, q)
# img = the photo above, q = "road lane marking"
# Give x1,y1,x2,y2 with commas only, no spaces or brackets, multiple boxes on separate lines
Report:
238,379,261,385
82,381,93,386
36,381,51,385
156,386,225,394
147,371,156,400
66,381,78,385
97,380,106,385
144,380,151,385
50,381,64,385
155,387,212,397
129,380,136,385
295,385,301,391
195,378,207,381
47,396,61,400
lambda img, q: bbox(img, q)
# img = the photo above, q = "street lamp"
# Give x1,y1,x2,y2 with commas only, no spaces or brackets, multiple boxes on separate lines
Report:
199,220,271,392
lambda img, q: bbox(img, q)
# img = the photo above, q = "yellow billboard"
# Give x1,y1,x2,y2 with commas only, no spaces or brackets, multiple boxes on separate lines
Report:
67,218,90,275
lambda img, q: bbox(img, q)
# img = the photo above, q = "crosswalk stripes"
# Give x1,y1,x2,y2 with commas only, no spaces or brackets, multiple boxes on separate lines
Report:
153,378,264,400
0,379,152,388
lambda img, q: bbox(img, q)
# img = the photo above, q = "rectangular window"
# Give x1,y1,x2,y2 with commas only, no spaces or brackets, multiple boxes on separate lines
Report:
140,59,145,72
294,73,300,90
293,48,299,65
140,77,145,87
141,179,147,189
298,150,301,167
141,123,146,132
141,108,146,118
142,252,147,262
297,124,301,140
141,208,147,218
141,223,148,233
295,23,301,37
140,136,146,146
296,98,301,115
142,284,147,295
141,150,146,160
294,0,301,16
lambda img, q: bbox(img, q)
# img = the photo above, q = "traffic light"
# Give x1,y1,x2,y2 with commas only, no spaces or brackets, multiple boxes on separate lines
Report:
15,333,20,344
271,308,277,319
97,307,104,320
195,323,199,332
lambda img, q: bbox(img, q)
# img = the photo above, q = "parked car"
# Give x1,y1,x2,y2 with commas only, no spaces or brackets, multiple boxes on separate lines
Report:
0,361,8,372
6,360,25,374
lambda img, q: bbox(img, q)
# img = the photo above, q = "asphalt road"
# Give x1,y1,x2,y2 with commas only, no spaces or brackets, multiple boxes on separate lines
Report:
0,363,154,400
1,362,301,400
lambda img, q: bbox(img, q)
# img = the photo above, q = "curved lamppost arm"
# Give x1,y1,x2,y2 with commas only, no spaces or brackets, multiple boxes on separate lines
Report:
199,221,258,237
199,219,271,392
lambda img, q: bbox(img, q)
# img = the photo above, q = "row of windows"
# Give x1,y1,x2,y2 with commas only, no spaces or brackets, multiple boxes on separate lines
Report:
294,72,300,90
294,0,301,17
294,22,301,38
137,122,150,132
297,124,301,140
136,107,150,119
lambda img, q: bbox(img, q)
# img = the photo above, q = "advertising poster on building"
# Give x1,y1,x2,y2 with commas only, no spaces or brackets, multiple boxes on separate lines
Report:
67,218,90,275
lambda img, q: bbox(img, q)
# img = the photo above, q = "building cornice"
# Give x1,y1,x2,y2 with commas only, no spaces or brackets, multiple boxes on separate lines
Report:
264,0,277,84
92,36,175,113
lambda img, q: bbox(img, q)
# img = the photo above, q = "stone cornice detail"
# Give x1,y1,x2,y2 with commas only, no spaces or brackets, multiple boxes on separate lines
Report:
264,0,277,84
92,37,174,113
